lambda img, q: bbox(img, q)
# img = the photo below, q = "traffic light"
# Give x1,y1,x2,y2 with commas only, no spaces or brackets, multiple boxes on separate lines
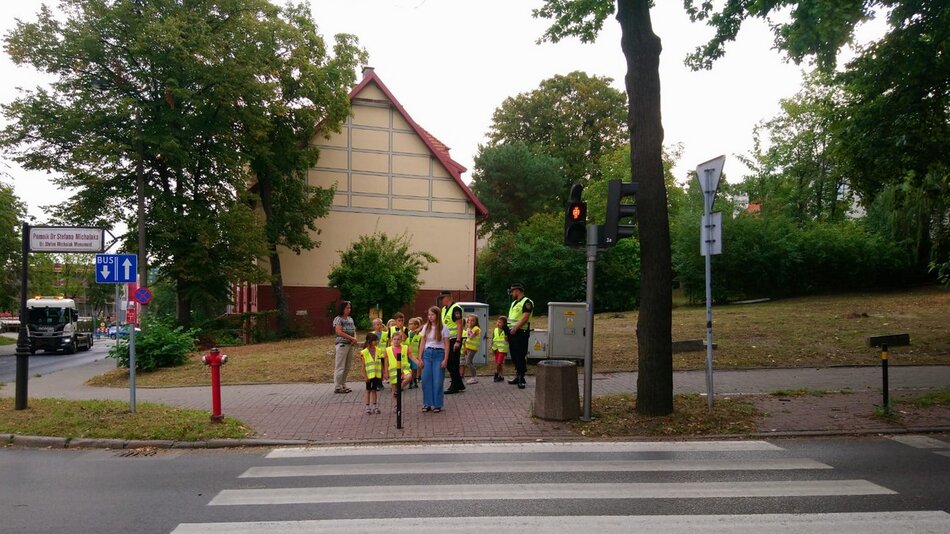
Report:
603,179,638,247
563,184,586,247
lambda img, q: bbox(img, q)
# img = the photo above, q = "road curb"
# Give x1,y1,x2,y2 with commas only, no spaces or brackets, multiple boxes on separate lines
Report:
2,426,948,450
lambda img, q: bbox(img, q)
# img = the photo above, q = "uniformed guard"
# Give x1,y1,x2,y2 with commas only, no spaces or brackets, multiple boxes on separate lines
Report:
506,283,533,389
440,290,466,394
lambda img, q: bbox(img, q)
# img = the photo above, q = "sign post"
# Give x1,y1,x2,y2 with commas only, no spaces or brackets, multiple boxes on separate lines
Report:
15,225,106,410
695,156,725,411
95,253,140,412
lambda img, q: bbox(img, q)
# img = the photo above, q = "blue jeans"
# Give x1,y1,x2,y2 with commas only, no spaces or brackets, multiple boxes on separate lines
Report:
422,347,445,408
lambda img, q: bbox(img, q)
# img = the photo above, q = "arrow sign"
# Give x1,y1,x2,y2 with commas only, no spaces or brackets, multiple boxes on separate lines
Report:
95,254,137,284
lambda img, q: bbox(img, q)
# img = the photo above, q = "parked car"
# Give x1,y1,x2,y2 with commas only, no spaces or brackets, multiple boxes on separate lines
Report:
108,325,141,339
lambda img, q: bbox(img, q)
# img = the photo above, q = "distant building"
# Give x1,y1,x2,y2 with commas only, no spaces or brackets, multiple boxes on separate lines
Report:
234,67,487,334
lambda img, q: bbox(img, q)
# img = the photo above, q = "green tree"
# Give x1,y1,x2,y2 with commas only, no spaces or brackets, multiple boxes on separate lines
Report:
691,0,949,279
739,73,851,224
487,71,628,188
536,0,917,416
0,184,25,312
536,1,673,416
242,4,367,337
327,233,437,329
470,142,566,236
0,0,297,326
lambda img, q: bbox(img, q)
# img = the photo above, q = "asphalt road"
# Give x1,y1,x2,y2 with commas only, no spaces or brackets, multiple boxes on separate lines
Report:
1,436,948,533
0,336,116,384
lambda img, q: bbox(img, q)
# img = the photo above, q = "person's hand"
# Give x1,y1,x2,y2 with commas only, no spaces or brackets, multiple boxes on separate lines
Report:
440,358,447,369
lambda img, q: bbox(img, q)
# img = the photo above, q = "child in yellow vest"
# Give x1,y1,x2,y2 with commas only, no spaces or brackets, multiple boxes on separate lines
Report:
360,333,382,414
383,330,417,413
492,316,509,383
371,318,387,391
462,314,482,384
406,317,423,389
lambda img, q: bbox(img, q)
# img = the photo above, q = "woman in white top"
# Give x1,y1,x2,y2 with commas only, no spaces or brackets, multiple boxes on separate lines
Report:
418,305,450,412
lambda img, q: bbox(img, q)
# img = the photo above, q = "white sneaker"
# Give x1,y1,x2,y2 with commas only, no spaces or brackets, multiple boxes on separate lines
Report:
466,378,478,384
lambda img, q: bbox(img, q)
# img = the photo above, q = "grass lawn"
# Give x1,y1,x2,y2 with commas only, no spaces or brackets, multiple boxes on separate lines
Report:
0,398,253,441
87,285,950,388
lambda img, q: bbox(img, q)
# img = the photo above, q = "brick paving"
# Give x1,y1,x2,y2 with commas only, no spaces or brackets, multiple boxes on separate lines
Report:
3,359,948,443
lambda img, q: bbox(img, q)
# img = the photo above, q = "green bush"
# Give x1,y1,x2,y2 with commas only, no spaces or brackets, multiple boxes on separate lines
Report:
109,317,198,371
672,210,915,303
477,213,641,313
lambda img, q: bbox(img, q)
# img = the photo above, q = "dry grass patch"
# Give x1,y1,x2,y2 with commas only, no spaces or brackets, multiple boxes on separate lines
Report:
570,393,759,437
0,398,253,441
88,286,949,388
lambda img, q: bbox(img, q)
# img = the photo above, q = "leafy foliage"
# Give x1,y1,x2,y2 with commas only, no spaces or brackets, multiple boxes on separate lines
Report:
0,0,364,326
476,213,640,313
327,233,437,329
0,184,24,312
672,207,914,303
470,142,565,236
109,317,198,371
738,73,852,224
486,71,627,188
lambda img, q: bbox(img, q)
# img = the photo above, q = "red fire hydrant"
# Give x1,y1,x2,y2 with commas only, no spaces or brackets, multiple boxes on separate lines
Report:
201,347,228,422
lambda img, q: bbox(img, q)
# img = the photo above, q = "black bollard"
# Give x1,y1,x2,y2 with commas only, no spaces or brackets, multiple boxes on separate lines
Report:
881,343,890,414
396,363,403,429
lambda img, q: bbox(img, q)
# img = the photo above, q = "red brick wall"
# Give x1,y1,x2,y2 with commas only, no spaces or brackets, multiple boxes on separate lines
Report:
256,286,475,336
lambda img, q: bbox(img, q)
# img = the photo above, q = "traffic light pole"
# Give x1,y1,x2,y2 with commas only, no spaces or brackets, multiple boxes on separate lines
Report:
581,224,599,422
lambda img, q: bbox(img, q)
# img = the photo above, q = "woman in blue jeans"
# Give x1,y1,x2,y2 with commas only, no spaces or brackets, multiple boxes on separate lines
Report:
419,305,449,413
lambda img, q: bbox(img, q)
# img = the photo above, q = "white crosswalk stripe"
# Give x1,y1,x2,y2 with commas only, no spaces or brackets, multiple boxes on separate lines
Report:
240,457,831,478
172,511,950,534
172,440,950,533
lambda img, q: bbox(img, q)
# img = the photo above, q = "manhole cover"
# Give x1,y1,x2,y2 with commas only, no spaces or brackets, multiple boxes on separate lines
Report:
116,449,158,458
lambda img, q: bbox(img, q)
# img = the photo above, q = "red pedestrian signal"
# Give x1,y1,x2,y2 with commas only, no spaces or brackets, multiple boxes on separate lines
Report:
564,184,587,247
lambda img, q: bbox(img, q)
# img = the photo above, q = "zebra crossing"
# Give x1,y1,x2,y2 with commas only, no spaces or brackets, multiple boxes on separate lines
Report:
171,440,950,533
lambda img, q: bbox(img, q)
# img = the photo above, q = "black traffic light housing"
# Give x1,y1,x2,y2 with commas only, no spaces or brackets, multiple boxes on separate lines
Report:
563,184,586,247
603,179,638,247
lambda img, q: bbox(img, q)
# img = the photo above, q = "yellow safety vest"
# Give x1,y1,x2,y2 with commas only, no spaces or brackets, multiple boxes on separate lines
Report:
360,347,382,379
492,327,509,353
442,303,462,337
464,326,481,351
386,345,411,384
508,297,534,326
379,329,389,347
406,330,423,360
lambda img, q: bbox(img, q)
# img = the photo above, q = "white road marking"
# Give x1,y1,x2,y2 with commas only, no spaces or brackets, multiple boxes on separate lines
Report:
172,511,950,534
239,458,831,478
265,440,783,458
208,480,894,506
890,435,949,449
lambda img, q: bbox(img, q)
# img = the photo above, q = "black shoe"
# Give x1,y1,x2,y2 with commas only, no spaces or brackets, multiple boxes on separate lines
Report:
518,381,526,389
493,374,504,383
444,389,459,395
507,377,519,384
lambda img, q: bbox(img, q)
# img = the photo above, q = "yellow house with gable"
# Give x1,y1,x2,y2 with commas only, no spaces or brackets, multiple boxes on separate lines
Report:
234,67,486,334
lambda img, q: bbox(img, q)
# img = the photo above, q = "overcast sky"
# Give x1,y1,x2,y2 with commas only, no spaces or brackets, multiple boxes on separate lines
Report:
3,0,871,222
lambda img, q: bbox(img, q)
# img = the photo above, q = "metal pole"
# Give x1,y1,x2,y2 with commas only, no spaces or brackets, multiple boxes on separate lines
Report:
136,119,147,291
580,224,598,422
881,343,890,414
703,169,715,411
396,359,403,429
128,286,136,412
15,223,30,410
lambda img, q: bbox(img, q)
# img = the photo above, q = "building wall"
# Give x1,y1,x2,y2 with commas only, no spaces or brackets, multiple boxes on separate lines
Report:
265,79,478,334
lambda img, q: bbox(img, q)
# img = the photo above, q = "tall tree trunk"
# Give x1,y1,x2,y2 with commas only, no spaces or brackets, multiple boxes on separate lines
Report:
618,0,673,416
257,177,291,336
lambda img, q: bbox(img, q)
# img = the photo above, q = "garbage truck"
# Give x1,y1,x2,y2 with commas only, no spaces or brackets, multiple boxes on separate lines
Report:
26,297,94,354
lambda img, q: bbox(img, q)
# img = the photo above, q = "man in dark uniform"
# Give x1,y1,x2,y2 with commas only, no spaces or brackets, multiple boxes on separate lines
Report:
506,283,533,389
440,290,466,394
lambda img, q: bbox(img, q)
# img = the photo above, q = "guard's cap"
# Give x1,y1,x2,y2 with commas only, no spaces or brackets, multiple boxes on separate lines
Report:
508,283,524,292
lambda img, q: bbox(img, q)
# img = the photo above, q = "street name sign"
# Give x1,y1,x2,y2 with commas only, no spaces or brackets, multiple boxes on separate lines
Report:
95,254,137,284
28,226,104,253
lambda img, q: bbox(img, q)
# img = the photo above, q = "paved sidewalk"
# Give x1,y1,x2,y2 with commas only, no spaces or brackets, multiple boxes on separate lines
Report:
2,358,949,444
